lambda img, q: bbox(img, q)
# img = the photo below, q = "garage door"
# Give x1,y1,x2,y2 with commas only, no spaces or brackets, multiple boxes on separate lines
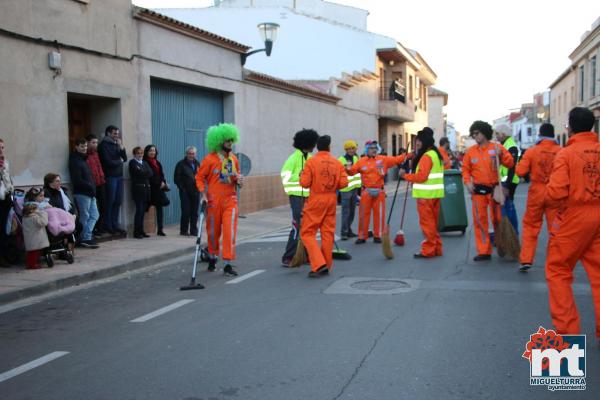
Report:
151,79,224,225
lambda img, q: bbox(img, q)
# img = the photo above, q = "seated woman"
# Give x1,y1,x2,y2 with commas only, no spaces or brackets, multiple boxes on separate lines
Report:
43,173,75,214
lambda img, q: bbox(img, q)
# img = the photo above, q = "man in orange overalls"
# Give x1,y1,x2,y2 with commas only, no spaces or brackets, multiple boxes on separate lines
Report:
439,137,452,170
300,135,348,278
462,121,514,261
515,123,561,272
546,107,600,342
196,123,244,276
347,140,410,244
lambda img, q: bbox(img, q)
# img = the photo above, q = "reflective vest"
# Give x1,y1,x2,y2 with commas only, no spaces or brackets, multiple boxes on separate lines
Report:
500,136,520,184
338,154,361,192
281,149,311,197
412,150,445,199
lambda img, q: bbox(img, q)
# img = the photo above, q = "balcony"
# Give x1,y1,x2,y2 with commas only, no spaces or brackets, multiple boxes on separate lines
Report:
379,80,415,122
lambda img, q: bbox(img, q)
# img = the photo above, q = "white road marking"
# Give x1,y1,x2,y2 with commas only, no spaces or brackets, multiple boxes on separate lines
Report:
130,299,194,323
225,269,266,284
0,351,69,383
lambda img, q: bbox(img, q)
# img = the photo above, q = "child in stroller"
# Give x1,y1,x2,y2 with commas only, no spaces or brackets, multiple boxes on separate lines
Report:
23,187,75,268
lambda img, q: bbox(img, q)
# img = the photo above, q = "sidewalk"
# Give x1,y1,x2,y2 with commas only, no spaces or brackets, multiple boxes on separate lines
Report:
0,203,293,305
0,183,401,305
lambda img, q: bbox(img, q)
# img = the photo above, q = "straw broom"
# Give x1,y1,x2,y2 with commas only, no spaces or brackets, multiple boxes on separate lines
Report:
493,144,520,260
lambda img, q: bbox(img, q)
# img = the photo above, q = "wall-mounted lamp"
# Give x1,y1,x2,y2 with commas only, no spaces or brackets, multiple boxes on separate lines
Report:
241,22,280,66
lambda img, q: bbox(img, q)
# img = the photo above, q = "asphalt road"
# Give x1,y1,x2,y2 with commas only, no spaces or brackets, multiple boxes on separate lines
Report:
0,184,598,400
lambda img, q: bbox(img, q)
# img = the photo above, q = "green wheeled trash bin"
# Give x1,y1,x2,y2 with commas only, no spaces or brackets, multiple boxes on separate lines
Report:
438,169,468,234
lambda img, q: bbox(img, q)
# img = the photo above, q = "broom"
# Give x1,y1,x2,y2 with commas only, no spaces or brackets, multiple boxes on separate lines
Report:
382,168,404,260
493,145,520,260
332,240,352,260
394,180,411,246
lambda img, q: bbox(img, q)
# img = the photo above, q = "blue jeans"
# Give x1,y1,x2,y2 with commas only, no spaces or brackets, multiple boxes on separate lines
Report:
105,176,123,232
74,194,99,241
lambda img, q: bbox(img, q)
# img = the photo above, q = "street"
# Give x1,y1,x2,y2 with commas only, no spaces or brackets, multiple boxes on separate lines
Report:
0,185,598,400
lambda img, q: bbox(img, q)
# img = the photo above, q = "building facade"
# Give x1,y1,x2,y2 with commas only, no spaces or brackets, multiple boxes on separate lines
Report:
549,66,576,146
0,0,381,229
428,87,448,145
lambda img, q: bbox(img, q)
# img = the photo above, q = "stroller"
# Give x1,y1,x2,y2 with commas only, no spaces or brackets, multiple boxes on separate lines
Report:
6,189,75,267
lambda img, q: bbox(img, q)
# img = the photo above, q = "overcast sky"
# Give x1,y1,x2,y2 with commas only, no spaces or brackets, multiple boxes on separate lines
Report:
134,0,600,133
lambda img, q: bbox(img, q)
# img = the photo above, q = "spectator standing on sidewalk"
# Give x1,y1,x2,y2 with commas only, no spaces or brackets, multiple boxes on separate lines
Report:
129,146,153,239
0,138,15,267
86,134,106,235
174,146,200,236
144,144,169,236
98,125,127,235
69,137,100,249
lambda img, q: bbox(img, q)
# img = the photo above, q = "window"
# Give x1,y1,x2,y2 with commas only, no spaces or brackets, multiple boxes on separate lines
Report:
590,56,597,98
409,75,413,102
571,86,575,106
563,91,567,114
527,127,532,136
579,65,585,102
558,94,562,114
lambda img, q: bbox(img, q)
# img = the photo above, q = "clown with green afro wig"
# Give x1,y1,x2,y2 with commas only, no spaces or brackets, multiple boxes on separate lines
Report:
206,123,240,153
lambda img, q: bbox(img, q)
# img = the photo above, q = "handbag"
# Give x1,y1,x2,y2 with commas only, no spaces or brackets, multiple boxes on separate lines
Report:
158,188,170,207
493,145,506,205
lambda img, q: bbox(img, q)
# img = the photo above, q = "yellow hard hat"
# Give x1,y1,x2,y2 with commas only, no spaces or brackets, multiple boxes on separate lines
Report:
344,140,358,150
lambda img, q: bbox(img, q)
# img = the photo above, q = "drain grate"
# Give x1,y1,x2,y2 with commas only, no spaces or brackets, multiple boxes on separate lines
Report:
350,279,410,291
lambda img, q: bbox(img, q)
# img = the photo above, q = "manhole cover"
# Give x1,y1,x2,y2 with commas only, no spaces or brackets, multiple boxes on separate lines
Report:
350,279,410,291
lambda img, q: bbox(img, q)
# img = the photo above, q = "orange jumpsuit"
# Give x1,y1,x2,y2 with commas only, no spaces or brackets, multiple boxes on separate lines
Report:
348,154,408,240
462,143,514,256
545,132,600,339
515,139,561,265
404,153,443,257
299,151,348,272
195,152,240,261
439,146,452,170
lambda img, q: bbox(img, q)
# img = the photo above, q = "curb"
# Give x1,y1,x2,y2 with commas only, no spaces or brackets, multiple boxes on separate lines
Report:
0,223,290,306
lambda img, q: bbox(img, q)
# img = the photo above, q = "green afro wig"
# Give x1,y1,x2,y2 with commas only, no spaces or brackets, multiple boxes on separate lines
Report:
206,123,240,153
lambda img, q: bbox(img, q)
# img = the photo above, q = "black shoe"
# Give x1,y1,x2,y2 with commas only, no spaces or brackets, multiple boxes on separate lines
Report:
473,254,492,262
519,264,532,272
207,259,216,272
134,233,144,239
373,237,382,244
115,229,127,235
180,232,189,236
308,265,328,278
79,240,100,249
157,230,166,237
413,253,430,259
281,258,292,268
224,264,238,276
190,230,198,236
355,239,366,244
347,231,358,238
341,234,348,241
142,232,150,238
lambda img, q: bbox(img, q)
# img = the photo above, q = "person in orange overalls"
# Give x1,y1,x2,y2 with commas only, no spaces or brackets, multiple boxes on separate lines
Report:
515,123,561,272
462,121,515,261
299,135,348,278
347,140,410,244
545,107,600,342
439,137,452,170
195,123,244,276
400,128,445,258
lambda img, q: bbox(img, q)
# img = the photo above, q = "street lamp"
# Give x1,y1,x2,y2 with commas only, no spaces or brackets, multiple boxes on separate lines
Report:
241,22,280,66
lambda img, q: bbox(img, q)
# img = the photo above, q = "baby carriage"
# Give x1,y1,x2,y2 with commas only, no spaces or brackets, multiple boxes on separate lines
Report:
4,189,25,264
44,207,76,267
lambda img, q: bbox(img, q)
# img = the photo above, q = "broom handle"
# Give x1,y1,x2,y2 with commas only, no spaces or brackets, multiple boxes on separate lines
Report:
386,169,403,225
399,180,410,229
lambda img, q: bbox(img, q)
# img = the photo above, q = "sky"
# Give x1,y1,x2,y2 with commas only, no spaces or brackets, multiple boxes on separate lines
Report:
134,0,600,133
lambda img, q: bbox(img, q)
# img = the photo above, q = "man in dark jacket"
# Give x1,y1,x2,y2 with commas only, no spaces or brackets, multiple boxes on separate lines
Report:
174,146,200,236
69,137,100,248
98,125,127,235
